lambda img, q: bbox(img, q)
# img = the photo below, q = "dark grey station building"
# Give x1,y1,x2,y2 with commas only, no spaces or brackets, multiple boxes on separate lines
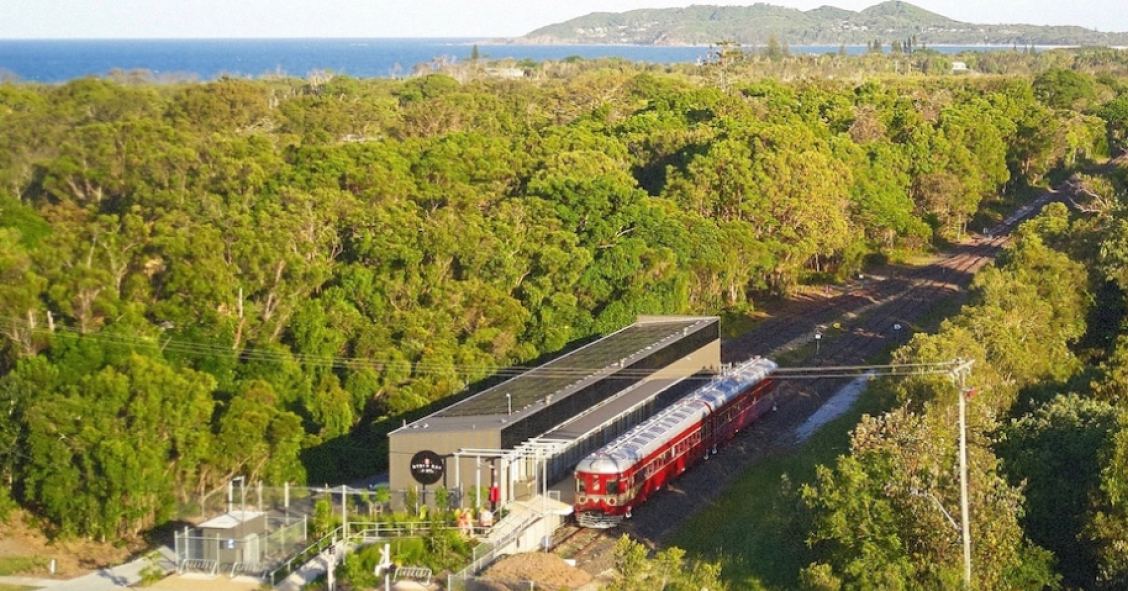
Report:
388,315,721,507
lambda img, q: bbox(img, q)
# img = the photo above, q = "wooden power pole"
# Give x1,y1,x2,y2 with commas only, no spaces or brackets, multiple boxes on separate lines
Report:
952,358,975,589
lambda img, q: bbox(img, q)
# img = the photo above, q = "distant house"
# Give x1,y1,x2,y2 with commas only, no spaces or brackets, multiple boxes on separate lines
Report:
485,67,527,79
952,61,969,73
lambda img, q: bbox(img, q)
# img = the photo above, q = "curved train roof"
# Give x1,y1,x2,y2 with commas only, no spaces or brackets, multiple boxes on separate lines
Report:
576,357,778,475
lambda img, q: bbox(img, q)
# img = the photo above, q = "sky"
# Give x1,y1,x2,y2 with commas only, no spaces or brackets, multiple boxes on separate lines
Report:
1,0,1125,40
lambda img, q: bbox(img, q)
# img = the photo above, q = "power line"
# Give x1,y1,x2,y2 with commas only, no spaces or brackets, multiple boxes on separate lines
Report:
0,314,953,382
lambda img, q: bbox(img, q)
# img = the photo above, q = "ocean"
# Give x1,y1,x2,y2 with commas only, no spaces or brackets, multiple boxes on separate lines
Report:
0,38,996,83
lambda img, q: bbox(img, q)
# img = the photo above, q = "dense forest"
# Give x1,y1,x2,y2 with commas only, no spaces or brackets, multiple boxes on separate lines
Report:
1,44,1128,588
797,165,1128,589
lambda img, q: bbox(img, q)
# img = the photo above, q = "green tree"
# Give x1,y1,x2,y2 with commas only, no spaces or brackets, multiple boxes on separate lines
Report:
803,409,1058,591
212,379,306,486
608,535,728,591
166,78,272,133
15,352,216,539
1086,417,1128,590
1098,95,1128,147
765,34,790,61
1033,68,1097,111
997,395,1120,589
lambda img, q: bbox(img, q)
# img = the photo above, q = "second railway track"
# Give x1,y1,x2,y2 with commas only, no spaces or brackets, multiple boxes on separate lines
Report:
566,190,1061,561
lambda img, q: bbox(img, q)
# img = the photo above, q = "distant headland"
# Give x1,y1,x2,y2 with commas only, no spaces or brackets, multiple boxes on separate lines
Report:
510,0,1128,47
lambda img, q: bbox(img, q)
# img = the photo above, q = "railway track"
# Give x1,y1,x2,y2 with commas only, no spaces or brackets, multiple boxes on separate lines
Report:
728,188,1056,366
549,523,619,575
567,190,1062,562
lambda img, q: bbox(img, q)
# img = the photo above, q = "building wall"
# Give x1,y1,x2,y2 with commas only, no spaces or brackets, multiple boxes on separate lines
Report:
389,428,501,501
200,515,265,565
387,318,721,505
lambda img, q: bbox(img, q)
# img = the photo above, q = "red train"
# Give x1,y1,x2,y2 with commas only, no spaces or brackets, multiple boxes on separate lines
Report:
573,357,778,528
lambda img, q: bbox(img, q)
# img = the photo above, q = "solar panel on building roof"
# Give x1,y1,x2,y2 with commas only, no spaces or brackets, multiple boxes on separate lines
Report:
434,320,705,418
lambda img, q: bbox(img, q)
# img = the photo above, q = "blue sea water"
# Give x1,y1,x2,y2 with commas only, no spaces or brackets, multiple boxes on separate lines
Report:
0,38,994,83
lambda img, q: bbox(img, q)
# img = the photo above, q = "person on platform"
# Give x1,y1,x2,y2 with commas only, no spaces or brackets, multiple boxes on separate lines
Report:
457,509,472,536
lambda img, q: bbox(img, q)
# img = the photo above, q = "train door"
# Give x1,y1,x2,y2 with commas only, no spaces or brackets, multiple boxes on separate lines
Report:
703,416,715,454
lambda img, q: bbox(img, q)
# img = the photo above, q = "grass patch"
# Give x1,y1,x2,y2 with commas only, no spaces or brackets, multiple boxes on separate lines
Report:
667,366,895,590
669,293,972,589
0,585,37,591
0,556,48,576
772,342,815,366
908,293,967,335
672,249,984,588
772,321,852,365
720,310,767,339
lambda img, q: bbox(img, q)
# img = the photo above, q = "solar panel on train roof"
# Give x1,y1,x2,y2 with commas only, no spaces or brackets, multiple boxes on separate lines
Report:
433,319,707,418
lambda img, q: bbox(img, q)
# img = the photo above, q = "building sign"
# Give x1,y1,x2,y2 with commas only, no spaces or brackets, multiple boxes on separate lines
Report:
409,450,445,485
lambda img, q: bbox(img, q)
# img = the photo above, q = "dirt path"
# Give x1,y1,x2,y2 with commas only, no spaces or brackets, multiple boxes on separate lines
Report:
0,512,136,579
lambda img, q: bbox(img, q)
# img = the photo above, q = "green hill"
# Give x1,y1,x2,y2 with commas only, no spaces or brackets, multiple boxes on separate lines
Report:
517,0,1128,47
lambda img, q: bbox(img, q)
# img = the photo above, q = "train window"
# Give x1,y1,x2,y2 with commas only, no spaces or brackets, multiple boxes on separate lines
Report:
592,479,600,492
577,479,586,494
607,480,620,495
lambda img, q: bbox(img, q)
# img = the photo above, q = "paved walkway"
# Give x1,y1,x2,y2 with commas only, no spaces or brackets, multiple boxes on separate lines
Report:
150,573,262,590
793,370,876,443
0,574,63,587
0,547,176,591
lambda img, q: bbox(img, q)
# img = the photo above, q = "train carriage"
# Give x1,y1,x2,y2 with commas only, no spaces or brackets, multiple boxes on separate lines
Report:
573,357,778,528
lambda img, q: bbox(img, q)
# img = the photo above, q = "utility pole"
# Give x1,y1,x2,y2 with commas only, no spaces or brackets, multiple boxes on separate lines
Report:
951,358,975,590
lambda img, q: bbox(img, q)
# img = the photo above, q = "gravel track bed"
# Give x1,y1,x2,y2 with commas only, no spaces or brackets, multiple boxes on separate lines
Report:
573,192,1061,565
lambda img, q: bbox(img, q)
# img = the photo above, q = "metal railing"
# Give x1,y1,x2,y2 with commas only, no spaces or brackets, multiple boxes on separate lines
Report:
173,515,306,579
447,508,544,590
394,566,433,584
177,559,217,576
229,561,262,577
267,526,344,586
265,520,464,586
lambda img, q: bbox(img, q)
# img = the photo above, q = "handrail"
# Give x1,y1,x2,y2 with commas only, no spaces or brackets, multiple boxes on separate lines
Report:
266,513,538,587
178,558,218,576
448,509,543,587
265,520,464,585
267,526,344,585
230,561,263,577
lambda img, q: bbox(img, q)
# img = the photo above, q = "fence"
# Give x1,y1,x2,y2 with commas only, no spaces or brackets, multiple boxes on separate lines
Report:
183,481,547,585
174,515,307,578
265,520,463,586
447,510,543,590
192,482,482,525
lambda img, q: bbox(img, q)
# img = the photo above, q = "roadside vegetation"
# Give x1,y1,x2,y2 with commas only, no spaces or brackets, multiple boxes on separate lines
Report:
672,158,1128,588
1,43,1128,588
